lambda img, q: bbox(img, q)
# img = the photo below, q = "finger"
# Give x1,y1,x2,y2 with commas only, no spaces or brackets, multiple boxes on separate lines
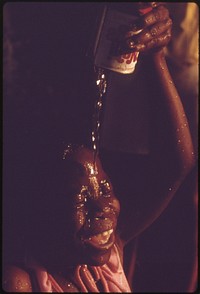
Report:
138,2,166,11
143,5,170,27
126,17,172,49
150,2,167,9
118,22,171,55
137,29,172,53
130,5,170,33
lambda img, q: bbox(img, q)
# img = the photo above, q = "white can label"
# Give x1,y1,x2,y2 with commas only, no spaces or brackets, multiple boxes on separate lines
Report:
94,8,139,74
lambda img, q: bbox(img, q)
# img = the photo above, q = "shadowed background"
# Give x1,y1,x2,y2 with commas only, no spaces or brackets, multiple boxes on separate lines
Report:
3,2,198,292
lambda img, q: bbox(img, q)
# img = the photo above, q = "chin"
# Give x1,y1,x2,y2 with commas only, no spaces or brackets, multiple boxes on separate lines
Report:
77,229,116,265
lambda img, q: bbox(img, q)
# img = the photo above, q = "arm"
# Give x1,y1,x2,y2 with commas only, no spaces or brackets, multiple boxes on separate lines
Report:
152,50,195,173
3,265,33,292
117,4,196,243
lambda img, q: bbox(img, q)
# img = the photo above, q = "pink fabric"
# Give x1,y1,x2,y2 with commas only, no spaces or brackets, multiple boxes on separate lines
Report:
27,244,131,292
100,244,132,292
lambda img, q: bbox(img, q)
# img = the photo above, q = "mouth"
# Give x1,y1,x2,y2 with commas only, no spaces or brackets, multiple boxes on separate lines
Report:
81,229,115,250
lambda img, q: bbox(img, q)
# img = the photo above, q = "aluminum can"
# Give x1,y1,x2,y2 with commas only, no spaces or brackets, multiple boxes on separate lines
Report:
93,5,152,74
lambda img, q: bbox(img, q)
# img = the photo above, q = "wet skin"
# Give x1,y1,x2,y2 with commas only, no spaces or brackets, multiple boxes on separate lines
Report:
118,2,173,54
59,146,120,267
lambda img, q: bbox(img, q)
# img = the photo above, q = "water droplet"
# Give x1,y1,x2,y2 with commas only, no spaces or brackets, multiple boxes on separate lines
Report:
178,139,181,144
168,187,172,191
176,128,180,132
182,149,185,153
103,206,110,213
97,101,102,108
169,80,173,84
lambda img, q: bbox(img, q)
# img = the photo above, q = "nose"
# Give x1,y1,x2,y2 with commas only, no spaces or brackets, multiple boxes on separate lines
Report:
87,196,119,218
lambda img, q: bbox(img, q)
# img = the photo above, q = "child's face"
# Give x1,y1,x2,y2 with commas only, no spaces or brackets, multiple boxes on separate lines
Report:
62,147,120,266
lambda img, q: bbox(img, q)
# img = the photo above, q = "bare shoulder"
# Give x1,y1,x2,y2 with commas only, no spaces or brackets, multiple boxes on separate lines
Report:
3,265,32,292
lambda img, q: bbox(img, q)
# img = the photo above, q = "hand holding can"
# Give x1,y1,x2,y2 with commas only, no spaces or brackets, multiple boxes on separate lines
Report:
94,2,172,74
123,2,172,54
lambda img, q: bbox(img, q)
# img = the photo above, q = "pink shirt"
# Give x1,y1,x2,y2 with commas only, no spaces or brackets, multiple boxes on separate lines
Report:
27,244,131,292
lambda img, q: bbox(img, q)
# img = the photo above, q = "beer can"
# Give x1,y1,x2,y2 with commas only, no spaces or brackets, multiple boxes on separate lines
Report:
93,5,152,74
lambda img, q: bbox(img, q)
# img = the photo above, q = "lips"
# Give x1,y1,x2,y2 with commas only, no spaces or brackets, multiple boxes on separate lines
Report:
88,229,113,245
81,228,115,250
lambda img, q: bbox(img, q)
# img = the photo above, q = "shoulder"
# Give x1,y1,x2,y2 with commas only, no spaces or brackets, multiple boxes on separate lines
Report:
3,265,32,292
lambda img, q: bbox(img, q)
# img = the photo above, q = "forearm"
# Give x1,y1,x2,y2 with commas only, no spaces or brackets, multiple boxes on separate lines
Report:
152,49,196,174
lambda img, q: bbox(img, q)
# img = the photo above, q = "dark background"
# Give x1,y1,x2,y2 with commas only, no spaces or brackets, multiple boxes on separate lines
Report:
3,2,198,293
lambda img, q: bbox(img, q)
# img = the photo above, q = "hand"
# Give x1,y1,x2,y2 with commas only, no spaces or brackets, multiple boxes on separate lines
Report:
120,3,172,54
